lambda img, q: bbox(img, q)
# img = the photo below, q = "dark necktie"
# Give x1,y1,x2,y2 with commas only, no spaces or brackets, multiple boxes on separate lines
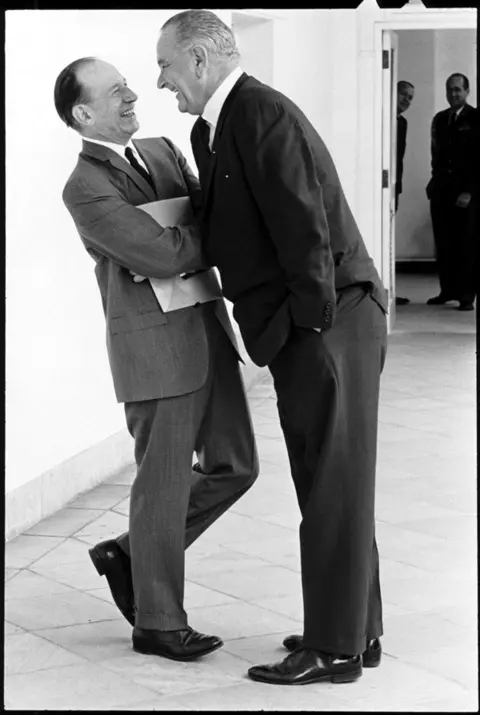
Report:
124,146,155,191
198,117,212,155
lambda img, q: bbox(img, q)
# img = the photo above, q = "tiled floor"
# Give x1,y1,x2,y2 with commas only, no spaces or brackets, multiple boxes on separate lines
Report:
5,273,477,711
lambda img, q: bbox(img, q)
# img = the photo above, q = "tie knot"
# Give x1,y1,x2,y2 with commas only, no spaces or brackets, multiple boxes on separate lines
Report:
125,146,135,161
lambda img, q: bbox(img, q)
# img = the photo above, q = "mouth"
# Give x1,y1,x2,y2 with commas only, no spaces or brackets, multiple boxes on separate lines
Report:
121,108,136,118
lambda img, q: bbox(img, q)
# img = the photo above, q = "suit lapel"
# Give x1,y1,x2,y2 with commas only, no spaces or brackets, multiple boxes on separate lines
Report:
81,140,156,202
193,72,250,210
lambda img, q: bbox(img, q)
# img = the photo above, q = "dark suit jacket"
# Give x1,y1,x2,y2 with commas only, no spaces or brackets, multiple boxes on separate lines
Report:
63,137,238,403
396,114,407,199
191,73,387,367
426,103,479,199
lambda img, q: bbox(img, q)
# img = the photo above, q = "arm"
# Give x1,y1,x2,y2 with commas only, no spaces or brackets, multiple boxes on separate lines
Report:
63,174,208,279
235,100,336,330
430,113,440,177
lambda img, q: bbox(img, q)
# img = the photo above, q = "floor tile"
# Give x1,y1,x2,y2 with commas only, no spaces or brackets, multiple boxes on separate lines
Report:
69,484,131,510
5,567,21,581
4,662,161,710
189,564,301,602
5,632,85,674
5,535,66,569
104,463,136,486
187,601,302,640
100,649,247,697
74,510,129,539
36,619,136,662
6,590,122,631
5,621,26,636
5,569,78,600
25,507,102,537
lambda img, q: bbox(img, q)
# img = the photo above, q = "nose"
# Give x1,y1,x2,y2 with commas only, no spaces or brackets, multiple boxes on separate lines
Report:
124,87,138,103
157,73,166,90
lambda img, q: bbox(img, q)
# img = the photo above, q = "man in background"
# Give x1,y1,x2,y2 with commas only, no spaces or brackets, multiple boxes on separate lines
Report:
395,80,415,307
156,9,388,686
426,73,478,311
55,57,258,662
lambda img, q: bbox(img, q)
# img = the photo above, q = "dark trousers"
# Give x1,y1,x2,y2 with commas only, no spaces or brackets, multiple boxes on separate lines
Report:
269,286,387,656
430,190,477,303
117,303,259,630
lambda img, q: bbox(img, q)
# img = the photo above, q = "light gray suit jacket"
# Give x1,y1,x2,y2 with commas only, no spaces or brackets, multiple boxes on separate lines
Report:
63,137,240,403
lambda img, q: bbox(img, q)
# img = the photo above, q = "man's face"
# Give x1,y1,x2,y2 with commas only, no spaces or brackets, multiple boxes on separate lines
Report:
446,75,469,110
156,28,209,115
75,60,139,143
397,83,414,115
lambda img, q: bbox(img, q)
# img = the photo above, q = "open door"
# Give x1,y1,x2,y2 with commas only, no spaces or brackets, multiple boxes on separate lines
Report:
381,30,398,332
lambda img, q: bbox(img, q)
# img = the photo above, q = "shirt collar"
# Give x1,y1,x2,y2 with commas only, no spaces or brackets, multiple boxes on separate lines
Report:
202,66,244,129
84,136,136,157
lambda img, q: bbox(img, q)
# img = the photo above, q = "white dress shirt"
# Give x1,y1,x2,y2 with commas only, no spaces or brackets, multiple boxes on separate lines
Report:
85,136,149,173
202,66,244,150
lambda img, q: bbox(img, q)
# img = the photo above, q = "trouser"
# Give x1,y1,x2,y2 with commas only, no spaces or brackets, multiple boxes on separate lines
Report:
269,285,387,656
117,303,259,630
430,190,477,303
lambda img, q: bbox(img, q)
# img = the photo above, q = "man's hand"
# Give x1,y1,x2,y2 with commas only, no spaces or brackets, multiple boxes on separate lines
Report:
456,192,471,208
129,270,148,283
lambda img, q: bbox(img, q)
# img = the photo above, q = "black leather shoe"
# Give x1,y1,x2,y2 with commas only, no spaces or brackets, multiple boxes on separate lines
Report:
427,294,455,305
395,296,410,306
88,539,135,626
248,647,362,685
132,626,223,661
282,635,382,668
458,302,474,311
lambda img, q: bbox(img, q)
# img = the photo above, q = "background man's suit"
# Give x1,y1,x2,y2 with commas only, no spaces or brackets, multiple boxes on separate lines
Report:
396,113,407,213
426,103,478,305
63,137,258,630
191,73,388,656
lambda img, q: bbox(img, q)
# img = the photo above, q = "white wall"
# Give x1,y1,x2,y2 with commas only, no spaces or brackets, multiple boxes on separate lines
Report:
396,29,477,259
5,9,232,495
232,13,274,86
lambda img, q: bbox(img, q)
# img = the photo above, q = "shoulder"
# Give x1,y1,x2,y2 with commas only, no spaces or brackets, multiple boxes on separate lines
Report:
62,155,112,208
233,77,304,133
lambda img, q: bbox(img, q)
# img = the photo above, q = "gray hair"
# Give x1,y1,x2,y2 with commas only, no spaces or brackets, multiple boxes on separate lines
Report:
161,9,240,61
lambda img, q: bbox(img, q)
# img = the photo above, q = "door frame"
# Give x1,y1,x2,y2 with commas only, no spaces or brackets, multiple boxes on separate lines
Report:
373,9,476,331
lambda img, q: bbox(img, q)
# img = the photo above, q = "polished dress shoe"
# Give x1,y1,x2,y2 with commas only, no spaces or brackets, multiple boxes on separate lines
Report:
88,539,135,626
458,302,474,311
427,294,455,305
248,647,362,685
395,296,410,306
282,634,382,668
132,626,223,661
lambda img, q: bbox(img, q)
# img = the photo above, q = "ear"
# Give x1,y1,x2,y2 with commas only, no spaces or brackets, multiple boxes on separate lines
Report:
72,104,93,127
191,44,208,78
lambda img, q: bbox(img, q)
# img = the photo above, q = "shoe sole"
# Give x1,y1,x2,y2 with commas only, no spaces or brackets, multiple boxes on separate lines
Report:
248,668,362,685
88,546,135,627
132,639,224,662
88,546,106,576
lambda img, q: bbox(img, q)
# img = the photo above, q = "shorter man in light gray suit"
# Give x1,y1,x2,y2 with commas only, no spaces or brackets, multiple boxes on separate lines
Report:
55,57,259,662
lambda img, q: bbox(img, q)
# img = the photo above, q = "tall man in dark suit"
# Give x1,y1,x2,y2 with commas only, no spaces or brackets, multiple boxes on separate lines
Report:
426,73,478,311
55,57,258,662
156,10,388,686
395,81,415,307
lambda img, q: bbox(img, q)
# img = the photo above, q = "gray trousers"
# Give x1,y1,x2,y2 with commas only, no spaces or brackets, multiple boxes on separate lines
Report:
117,303,259,631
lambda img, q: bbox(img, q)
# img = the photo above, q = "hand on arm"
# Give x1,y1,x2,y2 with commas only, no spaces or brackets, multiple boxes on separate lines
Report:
64,177,208,279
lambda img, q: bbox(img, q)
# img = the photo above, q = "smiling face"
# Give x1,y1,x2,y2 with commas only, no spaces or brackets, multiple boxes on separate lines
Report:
156,27,210,115
446,75,469,110
397,83,414,115
73,60,139,144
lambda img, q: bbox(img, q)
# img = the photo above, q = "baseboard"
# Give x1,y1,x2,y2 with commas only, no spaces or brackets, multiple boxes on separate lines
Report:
396,259,437,274
5,356,266,542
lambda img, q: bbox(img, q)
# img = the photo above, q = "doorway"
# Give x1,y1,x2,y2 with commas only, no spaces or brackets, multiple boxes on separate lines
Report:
377,17,476,332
